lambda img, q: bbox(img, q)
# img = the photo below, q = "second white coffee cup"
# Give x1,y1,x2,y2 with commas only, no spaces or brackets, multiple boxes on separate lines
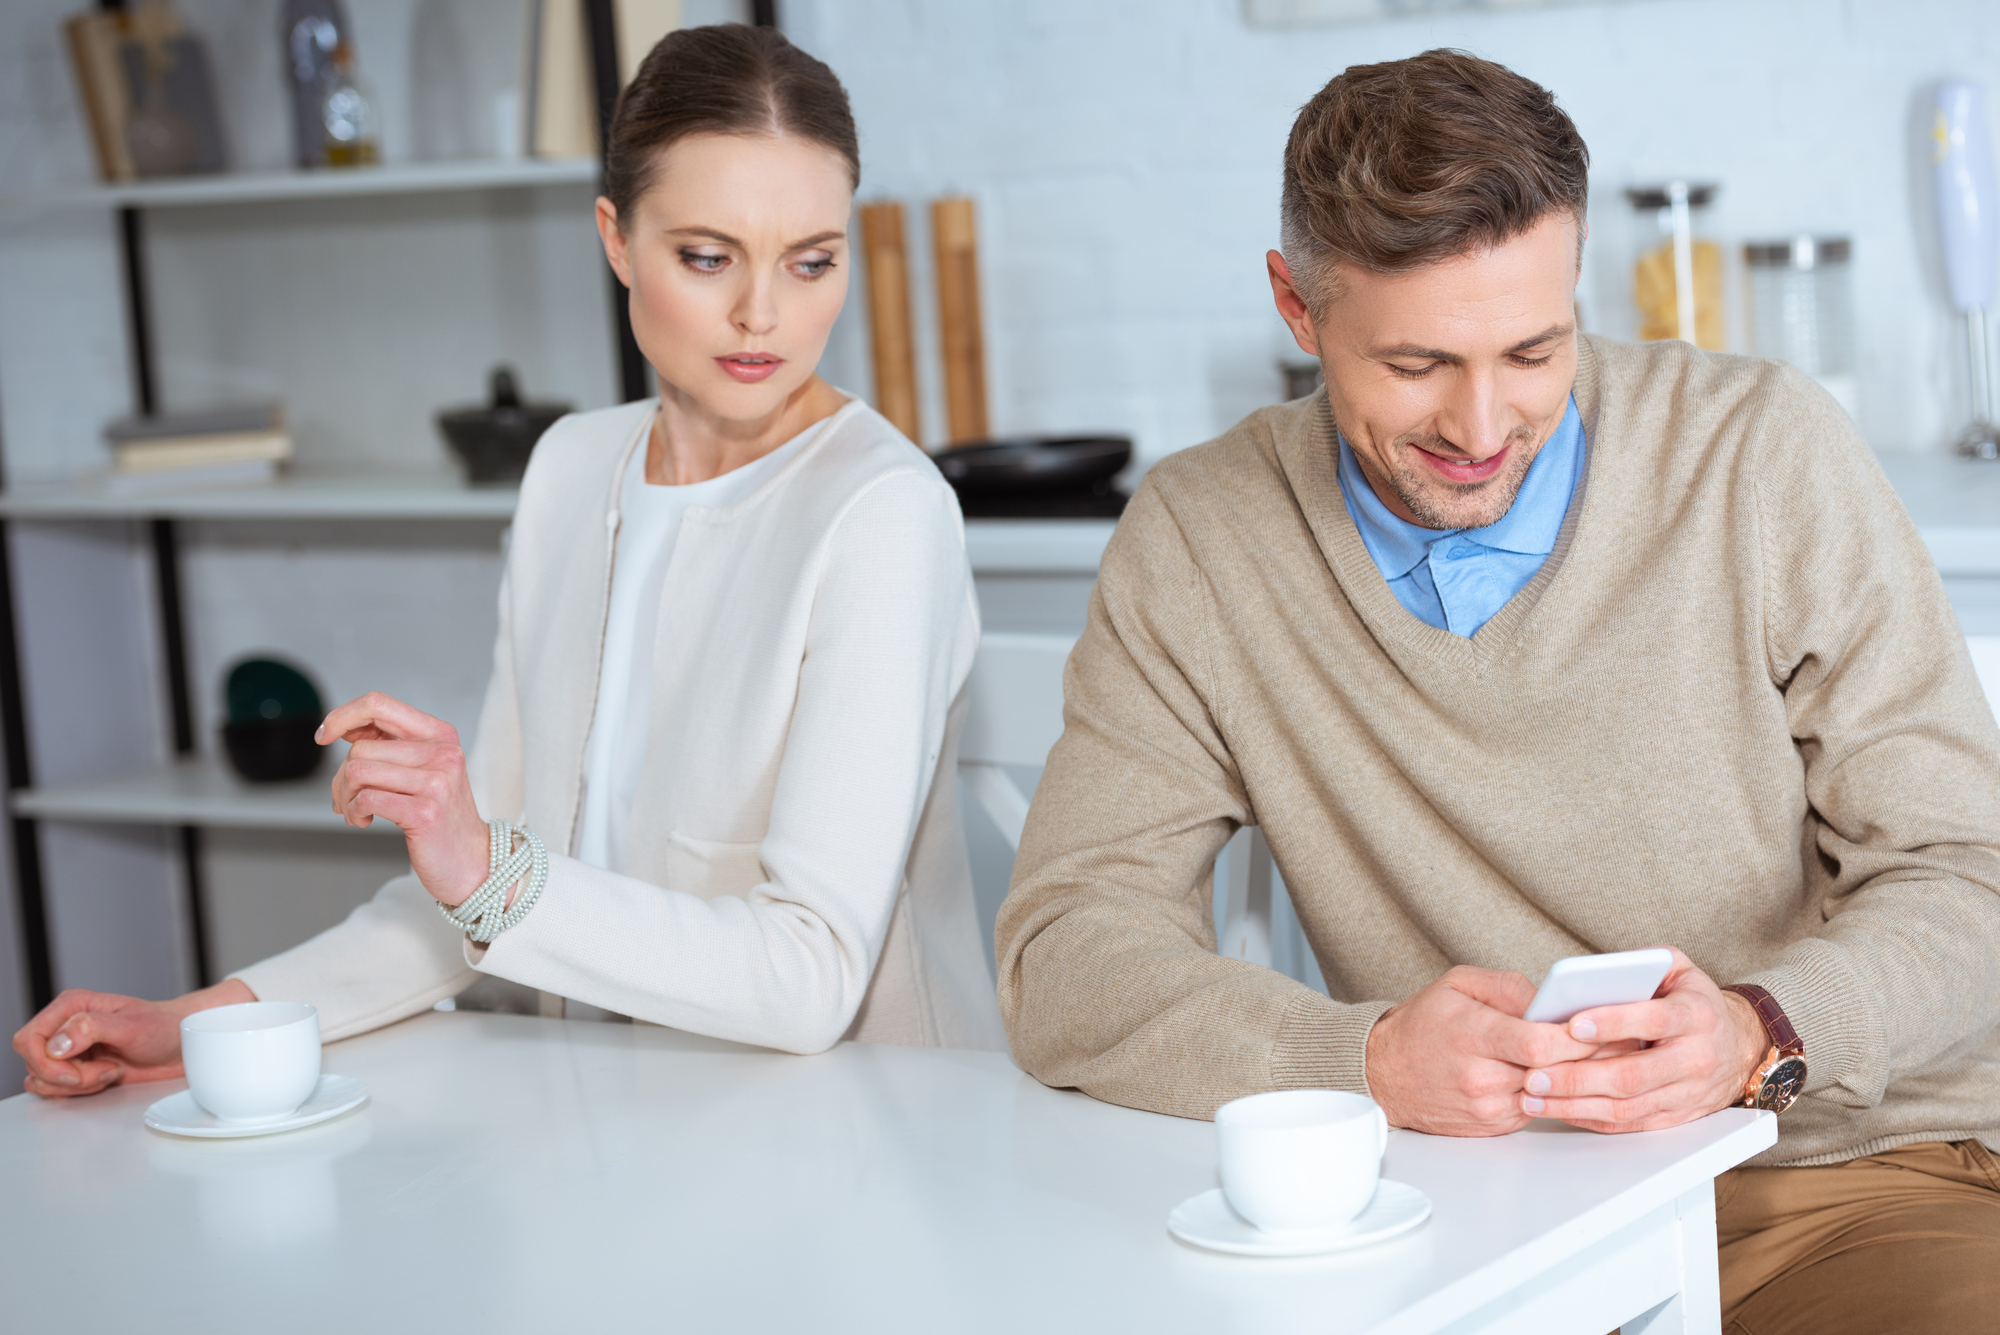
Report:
180,1001,322,1125
1215,1089,1388,1236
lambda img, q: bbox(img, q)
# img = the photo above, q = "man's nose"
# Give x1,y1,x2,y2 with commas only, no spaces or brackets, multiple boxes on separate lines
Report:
1436,372,1512,460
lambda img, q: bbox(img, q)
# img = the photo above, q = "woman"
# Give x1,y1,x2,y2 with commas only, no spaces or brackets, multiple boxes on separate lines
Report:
13,25,1001,1098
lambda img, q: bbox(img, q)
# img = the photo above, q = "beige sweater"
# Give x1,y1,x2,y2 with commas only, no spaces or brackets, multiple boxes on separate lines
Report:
996,335,2000,1167
239,398,1004,1054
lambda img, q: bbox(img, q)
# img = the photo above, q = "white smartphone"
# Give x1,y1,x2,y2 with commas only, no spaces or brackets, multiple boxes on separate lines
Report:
1522,948,1674,1025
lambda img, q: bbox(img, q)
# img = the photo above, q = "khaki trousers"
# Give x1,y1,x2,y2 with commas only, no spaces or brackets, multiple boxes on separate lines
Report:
1713,1140,2000,1334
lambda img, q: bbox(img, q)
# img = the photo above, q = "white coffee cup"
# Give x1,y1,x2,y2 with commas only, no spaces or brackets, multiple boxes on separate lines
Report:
1215,1089,1389,1235
180,1001,322,1125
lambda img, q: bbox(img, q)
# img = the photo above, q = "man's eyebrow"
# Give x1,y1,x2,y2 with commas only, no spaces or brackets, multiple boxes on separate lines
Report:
667,227,846,250
1371,323,1575,363
1507,322,1575,353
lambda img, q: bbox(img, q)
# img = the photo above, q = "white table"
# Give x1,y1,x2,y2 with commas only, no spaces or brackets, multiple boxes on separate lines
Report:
0,1013,1774,1333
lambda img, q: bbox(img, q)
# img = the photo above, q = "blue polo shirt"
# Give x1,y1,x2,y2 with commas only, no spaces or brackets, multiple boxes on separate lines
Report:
1335,396,1585,638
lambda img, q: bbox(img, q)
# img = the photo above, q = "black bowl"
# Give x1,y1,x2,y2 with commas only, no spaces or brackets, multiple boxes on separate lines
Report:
436,403,568,485
222,718,323,783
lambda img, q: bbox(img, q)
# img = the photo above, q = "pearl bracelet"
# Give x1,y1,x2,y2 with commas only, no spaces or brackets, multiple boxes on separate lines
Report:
437,818,548,943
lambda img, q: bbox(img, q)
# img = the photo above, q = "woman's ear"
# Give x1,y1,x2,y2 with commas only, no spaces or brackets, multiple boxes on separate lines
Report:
596,197,633,288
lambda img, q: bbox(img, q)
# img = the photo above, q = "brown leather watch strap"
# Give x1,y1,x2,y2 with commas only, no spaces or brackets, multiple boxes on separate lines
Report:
1725,983,1804,1057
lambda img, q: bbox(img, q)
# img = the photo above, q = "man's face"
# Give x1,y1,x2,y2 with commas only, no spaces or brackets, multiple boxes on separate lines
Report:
1268,213,1580,530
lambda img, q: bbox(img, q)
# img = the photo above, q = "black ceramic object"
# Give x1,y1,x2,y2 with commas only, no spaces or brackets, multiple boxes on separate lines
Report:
221,658,324,783
435,367,571,485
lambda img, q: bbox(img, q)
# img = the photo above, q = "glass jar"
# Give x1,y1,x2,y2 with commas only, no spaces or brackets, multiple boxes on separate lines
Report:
1626,182,1724,349
1745,236,1856,417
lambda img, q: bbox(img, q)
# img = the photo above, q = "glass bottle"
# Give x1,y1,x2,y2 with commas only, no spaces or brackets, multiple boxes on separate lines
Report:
318,43,379,168
280,0,348,168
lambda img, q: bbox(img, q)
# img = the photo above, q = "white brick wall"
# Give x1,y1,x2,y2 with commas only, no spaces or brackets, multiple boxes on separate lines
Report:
789,0,2000,468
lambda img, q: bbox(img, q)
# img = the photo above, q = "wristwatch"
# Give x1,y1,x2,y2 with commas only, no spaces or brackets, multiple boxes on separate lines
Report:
1723,983,1807,1114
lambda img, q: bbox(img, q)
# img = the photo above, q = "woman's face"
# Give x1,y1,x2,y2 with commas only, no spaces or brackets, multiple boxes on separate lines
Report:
598,132,853,421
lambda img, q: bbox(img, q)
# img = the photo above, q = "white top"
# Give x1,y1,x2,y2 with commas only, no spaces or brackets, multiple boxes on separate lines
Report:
236,398,1003,1053
575,418,823,872
0,1010,1778,1333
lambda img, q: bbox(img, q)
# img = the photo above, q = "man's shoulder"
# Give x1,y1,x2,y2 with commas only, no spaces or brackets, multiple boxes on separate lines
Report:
1133,398,1311,518
1584,335,1844,447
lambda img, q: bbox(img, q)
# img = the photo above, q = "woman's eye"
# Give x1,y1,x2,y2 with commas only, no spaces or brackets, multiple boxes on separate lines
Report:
792,256,836,280
680,249,728,272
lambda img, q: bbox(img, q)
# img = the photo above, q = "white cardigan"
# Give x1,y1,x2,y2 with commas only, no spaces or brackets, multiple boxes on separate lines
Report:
236,398,1006,1053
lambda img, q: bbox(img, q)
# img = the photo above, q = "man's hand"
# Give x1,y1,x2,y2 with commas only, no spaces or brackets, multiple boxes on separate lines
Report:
1365,965,1601,1136
323,692,491,908
1521,947,1768,1132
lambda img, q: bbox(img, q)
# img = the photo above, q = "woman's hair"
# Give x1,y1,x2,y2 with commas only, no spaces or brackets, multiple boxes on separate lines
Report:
1280,49,1588,311
603,24,860,224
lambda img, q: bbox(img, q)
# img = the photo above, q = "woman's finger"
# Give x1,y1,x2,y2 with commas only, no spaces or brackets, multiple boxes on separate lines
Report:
317,692,456,748
344,738,460,770
343,787,437,834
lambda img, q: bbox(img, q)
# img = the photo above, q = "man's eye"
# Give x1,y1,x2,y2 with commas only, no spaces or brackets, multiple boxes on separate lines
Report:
1388,363,1437,380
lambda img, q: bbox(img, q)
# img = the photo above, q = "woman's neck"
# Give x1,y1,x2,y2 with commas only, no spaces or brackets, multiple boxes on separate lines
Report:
646,374,848,486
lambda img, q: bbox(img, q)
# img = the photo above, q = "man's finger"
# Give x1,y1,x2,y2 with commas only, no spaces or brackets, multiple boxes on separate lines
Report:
1566,995,1688,1045
316,692,452,748
1528,1045,1680,1102
1444,965,1538,1017
1486,1014,1599,1071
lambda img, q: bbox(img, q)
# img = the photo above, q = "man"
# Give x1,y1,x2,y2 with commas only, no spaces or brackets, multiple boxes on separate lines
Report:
996,49,2000,1332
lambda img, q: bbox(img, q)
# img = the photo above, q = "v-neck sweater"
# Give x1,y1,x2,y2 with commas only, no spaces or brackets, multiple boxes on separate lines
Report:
995,334,2000,1168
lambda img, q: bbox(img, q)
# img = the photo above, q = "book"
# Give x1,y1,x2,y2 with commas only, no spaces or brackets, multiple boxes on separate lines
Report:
63,11,137,182
114,432,292,475
105,405,292,475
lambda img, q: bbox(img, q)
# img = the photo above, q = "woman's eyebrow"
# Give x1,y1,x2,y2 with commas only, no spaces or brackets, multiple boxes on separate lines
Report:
666,227,847,250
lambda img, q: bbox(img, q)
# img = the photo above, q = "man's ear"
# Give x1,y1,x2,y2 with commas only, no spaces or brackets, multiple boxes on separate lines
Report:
1267,249,1320,358
596,197,633,288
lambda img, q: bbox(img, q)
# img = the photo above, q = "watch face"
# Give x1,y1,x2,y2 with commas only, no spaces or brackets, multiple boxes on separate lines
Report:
1757,1055,1807,1113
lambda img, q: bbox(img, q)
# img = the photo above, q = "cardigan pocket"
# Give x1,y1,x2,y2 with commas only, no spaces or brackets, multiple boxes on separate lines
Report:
664,831,769,902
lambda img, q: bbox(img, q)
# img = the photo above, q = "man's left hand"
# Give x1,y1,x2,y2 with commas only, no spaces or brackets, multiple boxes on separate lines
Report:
1521,947,1770,1132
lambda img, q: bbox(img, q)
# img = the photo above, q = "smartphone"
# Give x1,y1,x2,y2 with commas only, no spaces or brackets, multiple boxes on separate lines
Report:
1522,948,1674,1025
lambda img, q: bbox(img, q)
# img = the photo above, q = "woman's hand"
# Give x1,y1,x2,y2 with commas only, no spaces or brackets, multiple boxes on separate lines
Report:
11,978,253,1098
322,692,491,908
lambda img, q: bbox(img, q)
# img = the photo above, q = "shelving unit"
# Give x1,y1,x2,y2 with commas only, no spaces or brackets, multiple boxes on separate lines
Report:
0,473,520,522
12,756,391,834
0,157,599,216
0,146,627,1004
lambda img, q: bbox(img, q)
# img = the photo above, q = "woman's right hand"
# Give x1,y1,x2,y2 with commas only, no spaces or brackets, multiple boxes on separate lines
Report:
10,977,255,1098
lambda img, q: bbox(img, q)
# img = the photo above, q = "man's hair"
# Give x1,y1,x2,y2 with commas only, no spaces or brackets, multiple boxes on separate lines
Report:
1280,49,1589,311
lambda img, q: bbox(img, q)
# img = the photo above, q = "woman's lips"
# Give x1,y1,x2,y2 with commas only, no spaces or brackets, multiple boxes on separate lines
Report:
1412,442,1509,485
717,353,783,384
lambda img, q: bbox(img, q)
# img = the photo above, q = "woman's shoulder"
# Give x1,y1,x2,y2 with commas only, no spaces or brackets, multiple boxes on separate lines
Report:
515,400,655,515
787,397,961,526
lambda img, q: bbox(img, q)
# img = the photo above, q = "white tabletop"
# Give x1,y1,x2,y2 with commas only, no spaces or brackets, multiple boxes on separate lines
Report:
0,1012,1774,1333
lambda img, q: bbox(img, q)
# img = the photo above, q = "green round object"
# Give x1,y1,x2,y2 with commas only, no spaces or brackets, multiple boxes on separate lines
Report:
224,658,322,724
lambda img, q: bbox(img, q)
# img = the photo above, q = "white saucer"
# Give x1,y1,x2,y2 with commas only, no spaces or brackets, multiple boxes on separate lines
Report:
144,1074,369,1139
1167,1179,1431,1257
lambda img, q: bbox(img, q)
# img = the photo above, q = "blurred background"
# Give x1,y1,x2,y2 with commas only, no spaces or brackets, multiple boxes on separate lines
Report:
0,0,1996,1088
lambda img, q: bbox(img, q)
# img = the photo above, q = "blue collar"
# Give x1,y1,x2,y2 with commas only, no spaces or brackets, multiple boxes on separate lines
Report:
1336,396,1584,581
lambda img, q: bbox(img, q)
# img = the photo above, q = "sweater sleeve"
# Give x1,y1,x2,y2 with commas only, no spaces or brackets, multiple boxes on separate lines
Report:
226,568,527,1039
469,469,977,1054
1748,365,2000,1108
995,478,1388,1121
